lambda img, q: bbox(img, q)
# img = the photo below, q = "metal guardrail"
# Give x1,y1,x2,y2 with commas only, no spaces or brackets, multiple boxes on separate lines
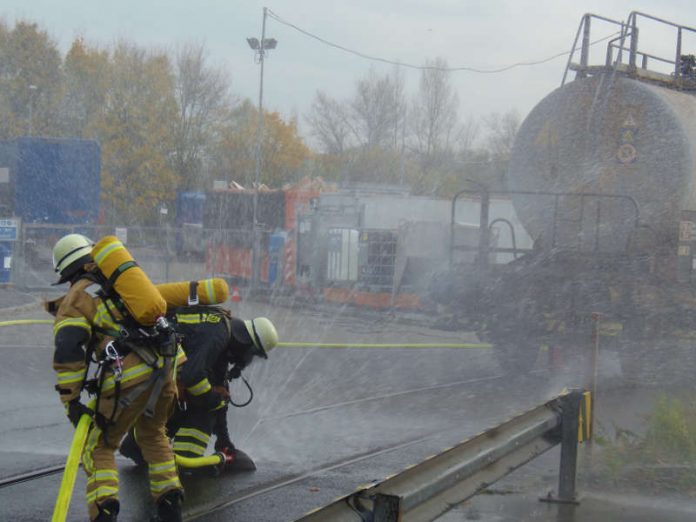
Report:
296,389,590,522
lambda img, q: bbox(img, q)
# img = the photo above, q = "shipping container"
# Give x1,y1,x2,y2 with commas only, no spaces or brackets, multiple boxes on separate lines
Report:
0,137,100,224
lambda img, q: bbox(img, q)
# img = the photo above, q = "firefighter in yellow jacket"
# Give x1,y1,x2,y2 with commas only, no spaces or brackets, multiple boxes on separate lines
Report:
48,233,185,522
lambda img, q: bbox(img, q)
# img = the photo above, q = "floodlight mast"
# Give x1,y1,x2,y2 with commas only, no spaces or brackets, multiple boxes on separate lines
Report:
247,7,277,291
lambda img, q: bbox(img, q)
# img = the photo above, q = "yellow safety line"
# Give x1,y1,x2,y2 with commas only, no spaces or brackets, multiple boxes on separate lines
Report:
0,319,53,326
277,342,492,349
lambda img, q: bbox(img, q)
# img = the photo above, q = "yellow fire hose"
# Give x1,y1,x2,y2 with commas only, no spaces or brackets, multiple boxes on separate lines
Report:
175,452,227,469
0,319,53,326
51,398,96,522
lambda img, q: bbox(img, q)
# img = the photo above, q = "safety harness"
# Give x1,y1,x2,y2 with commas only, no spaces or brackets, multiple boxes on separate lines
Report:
79,268,178,442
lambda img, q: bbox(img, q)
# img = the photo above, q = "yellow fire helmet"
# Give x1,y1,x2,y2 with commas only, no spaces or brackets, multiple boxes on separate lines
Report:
244,317,278,358
52,233,94,284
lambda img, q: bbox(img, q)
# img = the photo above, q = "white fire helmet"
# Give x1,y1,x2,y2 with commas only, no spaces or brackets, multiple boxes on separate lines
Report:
243,317,278,358
52,233,94,283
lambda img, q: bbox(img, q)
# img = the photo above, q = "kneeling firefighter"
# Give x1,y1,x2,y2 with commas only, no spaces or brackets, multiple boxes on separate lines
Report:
120,298,278,471
48,234,185,522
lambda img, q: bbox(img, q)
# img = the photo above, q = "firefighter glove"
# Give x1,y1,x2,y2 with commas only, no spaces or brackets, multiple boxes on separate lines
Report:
205,390,228,412
227,365,242,380
65,399,92,427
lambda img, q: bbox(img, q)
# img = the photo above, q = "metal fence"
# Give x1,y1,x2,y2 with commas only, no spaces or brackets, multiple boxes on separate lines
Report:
12,224,216,289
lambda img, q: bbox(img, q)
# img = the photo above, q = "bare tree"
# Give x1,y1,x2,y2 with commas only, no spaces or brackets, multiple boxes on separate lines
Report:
481,109,521,189
349,68,403,148
483,109,520,158
173,43,232,190
306,90,352,154
457,115,479,154
410,57,460,159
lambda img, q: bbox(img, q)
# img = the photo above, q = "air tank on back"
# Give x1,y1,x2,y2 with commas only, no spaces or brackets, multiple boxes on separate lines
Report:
508,72,696,254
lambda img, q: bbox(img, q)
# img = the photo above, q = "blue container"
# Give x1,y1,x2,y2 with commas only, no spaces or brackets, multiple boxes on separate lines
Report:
0,137,101,224
176,191,206,226
0,242,13,283
268,232,286,285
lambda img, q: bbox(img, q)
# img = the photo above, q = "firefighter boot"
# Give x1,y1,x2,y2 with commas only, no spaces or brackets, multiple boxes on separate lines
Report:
216,445,257,472
93,499,119,521
151,489,183,522
214,437,256,472
227,448,256,471
119,429,146,466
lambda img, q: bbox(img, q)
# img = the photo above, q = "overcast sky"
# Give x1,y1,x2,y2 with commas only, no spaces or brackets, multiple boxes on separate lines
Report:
3,0,695,139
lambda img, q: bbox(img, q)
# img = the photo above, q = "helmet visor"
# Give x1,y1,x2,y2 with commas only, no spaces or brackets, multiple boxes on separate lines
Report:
230,318,267,359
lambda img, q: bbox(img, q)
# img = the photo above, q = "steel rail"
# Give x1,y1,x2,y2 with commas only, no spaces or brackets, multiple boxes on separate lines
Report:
257,373,506,423
0,465,66,489
183,433,440,521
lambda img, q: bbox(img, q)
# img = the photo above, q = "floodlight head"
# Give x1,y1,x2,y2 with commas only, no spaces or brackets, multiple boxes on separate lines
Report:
246,37,260,50
262,38,278,50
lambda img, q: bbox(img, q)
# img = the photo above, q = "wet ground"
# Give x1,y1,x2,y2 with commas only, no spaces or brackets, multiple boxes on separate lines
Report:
0,289,693,521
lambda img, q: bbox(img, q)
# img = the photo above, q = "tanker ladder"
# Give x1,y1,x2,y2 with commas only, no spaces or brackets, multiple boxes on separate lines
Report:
296,389,592,522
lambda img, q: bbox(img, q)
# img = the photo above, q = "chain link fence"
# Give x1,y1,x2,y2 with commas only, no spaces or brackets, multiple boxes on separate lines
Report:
12,224,266,290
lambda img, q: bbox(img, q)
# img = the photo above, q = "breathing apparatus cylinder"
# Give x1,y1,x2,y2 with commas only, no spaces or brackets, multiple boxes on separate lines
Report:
156,278,230,309
91,236,167,326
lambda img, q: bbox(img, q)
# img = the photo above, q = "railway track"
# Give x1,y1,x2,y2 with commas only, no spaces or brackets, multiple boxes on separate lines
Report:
0,434,436,520
184,433,436,521
0,464,65,489
0,369,526,520
0,372,509,487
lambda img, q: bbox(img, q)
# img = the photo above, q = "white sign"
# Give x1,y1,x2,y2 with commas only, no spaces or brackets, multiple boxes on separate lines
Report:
0,168,9,183
0,218,19,241
115,227,128,244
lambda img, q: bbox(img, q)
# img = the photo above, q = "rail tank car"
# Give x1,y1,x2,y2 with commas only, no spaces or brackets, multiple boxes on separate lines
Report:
508,74,696,253
443,12,696,381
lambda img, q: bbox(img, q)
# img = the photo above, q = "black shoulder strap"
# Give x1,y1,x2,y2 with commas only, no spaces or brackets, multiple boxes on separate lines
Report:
103,261,138,296
188,280,199,305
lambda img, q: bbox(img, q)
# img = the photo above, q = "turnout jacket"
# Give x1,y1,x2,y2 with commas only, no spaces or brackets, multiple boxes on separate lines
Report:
170,308,232,411
48,267,185,404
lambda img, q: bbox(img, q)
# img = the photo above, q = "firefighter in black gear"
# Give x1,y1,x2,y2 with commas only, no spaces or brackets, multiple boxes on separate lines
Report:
120,307,278,470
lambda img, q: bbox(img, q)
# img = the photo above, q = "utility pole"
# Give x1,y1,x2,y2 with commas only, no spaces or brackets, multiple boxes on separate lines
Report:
247,7,277,292
27,84,37,136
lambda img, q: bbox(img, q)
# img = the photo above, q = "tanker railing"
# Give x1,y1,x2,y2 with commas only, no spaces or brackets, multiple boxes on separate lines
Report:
565,11,696,88
449,186,640,270
562,13,625,85
296,389,591,522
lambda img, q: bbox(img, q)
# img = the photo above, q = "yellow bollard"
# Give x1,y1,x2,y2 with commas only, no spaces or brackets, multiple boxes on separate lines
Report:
52,401,95,522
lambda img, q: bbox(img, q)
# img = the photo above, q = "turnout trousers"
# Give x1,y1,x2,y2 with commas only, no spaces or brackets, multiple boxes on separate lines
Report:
169,405,217,459
82,372,181,520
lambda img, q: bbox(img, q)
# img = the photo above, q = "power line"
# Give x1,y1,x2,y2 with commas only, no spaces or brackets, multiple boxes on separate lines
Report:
267,9,619,74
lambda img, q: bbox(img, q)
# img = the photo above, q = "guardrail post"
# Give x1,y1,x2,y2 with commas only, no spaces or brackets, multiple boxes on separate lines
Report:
557,389,582,503
374,493,400,521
